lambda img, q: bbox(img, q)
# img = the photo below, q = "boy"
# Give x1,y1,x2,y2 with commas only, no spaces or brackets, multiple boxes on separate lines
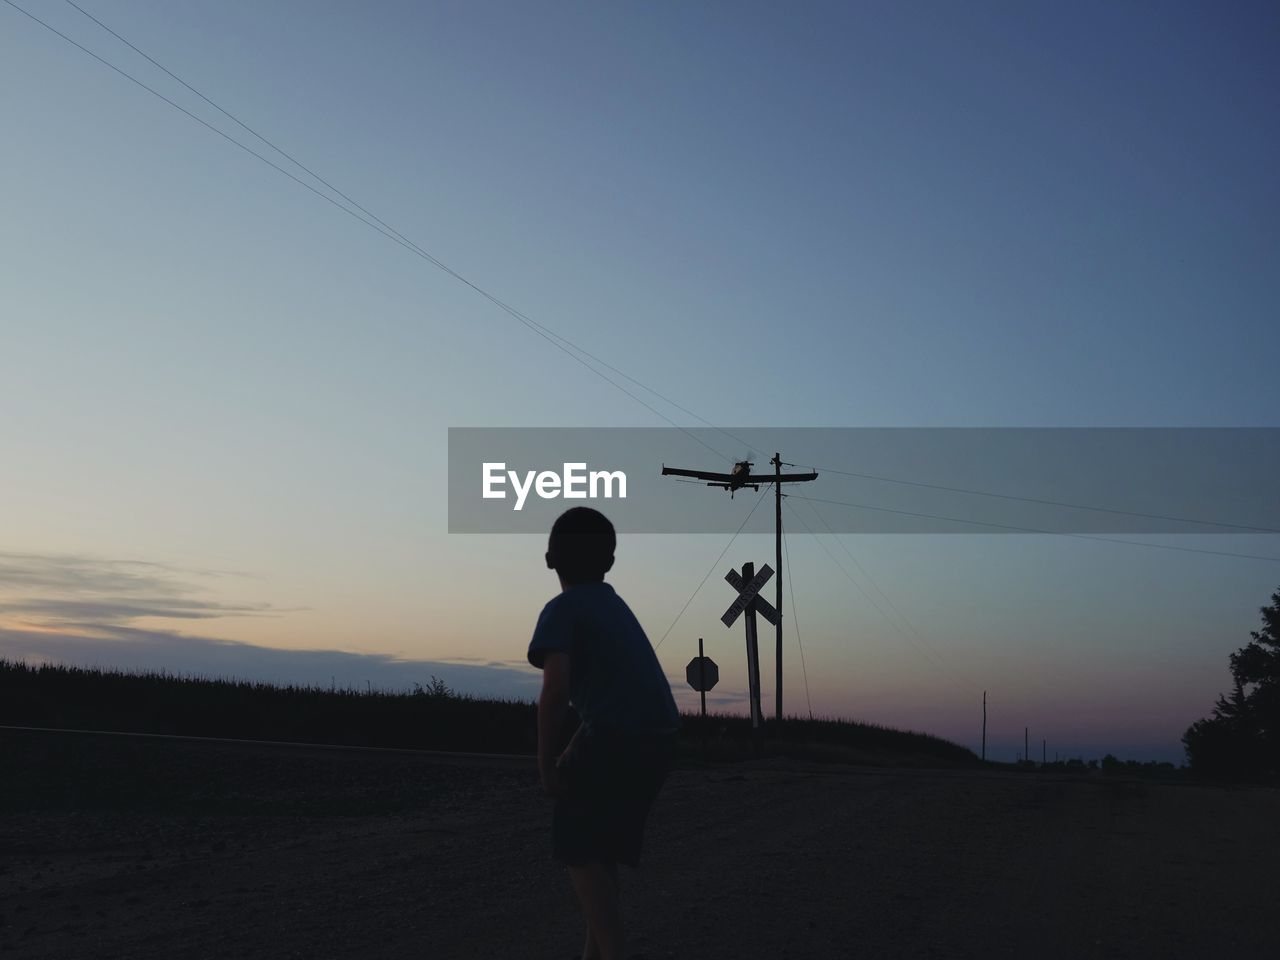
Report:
528,507,680,960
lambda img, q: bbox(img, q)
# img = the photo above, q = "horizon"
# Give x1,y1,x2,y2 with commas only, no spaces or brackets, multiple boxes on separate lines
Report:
4,1,1279,767
0,655,1179,768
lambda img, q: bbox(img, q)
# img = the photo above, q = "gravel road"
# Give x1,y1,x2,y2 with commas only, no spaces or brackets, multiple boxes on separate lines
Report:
2,729,1277,959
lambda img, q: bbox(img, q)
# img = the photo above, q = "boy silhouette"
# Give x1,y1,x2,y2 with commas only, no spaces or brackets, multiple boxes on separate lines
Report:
528,507,679,960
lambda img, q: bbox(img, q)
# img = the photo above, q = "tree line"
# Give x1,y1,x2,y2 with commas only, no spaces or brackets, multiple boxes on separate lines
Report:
1183,586,1280,781
0,659,977,766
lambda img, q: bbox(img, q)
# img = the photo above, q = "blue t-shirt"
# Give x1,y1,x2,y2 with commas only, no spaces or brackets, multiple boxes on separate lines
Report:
528,582,680,734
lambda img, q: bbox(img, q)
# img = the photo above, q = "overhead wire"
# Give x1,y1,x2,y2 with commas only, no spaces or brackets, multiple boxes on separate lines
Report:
12,0,1276,563
52,0,1273,540
15,0,782,664
655,483,772,651
788,494,1280,564
810,464,1280,535
797,496,984,699
784,498,985,700
6,0,735,462
55,0,759,462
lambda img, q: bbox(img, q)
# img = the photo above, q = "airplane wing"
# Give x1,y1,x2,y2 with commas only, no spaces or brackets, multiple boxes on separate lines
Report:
661,466,737,483
743,471,819,484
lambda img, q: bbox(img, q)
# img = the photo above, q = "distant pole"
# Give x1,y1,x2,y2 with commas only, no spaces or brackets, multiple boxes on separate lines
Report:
1025,726,1029,764
1042,739,1046,766
982,691,987,762
698,637,708,761
773,452,783,730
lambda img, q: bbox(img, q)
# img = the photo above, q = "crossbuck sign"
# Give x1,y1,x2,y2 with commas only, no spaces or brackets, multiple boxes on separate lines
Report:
722,561,777,733
721,563,779,627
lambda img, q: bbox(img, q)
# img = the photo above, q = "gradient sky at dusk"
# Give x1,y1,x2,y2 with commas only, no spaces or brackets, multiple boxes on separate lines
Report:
3,0,1279,763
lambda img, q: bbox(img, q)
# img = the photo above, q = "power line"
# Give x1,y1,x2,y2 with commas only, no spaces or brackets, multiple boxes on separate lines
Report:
781,515,814,720
783,499,980,699
27,5,829,694
6,0,734,462
811,464,1280,535
655,484,772,650
12,0,1276,571
797,497,983,699
789,494,1280,563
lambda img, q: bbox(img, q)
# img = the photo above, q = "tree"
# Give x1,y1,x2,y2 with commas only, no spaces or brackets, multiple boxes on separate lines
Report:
1183,586,1280,780
413,675,453,699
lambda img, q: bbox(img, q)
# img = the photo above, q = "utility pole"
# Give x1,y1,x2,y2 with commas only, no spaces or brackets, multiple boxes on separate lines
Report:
772,452,783,726
1025,726,1029,764
1042,739,1046,766
982,691,987,761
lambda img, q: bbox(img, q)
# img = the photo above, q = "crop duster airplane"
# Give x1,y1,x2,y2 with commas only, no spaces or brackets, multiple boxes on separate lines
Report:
660,459,819,497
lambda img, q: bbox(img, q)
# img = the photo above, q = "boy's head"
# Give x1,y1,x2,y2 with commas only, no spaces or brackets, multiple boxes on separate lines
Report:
546,507,615,585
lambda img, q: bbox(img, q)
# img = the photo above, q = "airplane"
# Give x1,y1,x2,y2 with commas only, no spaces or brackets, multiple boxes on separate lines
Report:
660,459,819,497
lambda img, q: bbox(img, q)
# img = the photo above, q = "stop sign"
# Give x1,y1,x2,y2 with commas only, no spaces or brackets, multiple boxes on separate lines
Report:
686,655,719,692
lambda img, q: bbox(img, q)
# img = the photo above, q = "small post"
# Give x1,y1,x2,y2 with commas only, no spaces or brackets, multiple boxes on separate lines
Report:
982,690,987,762
699,637,708,761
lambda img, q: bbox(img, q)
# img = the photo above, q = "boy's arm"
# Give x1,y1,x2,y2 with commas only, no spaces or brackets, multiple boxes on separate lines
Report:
537,651,571,796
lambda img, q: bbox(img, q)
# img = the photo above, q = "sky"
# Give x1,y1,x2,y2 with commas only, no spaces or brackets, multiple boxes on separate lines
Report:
3,0,1279,764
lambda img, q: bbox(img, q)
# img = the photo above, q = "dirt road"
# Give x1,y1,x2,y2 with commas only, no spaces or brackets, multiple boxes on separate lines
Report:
2,729,1277,959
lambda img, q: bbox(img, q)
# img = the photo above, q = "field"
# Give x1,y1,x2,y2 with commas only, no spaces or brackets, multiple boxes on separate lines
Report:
3,728,1277,959
0,660,978,767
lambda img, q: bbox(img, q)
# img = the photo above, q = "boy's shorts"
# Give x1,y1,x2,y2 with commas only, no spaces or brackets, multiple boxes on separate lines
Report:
552,724,675,868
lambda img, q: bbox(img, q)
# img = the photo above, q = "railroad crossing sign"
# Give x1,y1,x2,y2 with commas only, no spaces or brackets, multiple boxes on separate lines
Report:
686,655,719,692
721,563,777,627
724,561,773,738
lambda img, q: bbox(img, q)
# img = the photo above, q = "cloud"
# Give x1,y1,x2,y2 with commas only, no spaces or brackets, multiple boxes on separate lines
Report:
0,550,541,700
0,552,213,596
0,551,271,626
4,551,771,707
0,598,273,623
